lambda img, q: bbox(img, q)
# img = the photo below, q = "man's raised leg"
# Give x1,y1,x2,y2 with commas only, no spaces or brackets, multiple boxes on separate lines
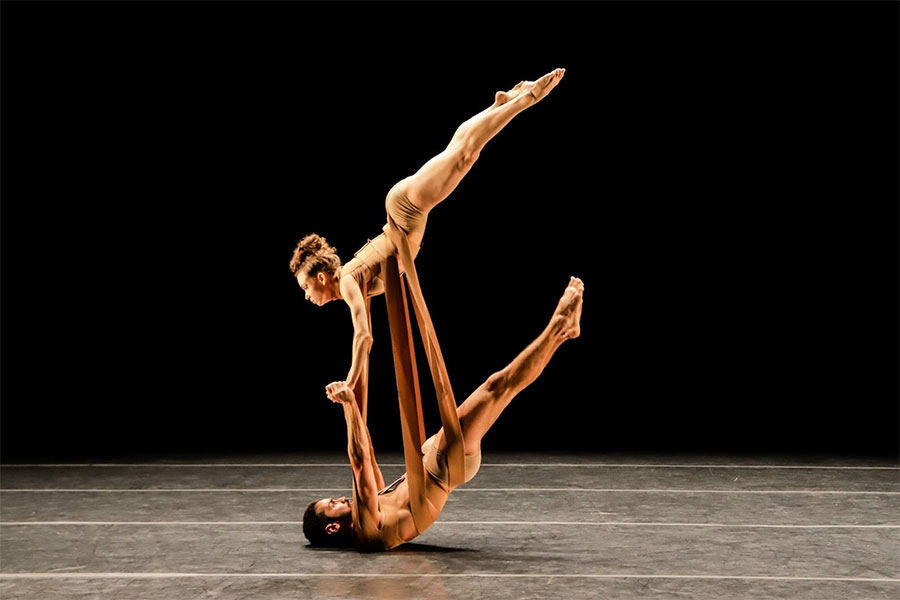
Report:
439,277,584,456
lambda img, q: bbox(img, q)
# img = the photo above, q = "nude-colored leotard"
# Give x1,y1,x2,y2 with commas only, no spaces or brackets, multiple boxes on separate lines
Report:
350,433,482,551
341,182,428,298
350,471,405,552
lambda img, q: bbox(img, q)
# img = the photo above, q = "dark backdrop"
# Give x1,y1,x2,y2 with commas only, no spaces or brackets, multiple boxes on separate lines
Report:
2,2,897,459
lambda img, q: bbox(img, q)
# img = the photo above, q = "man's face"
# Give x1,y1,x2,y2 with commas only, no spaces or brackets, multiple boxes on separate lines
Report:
316,496,352,519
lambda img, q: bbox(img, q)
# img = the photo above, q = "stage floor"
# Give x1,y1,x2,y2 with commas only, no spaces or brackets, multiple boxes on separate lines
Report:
1,452,898,599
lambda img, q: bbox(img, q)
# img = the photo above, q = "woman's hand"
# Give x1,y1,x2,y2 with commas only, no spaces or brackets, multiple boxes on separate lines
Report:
325,381,355,405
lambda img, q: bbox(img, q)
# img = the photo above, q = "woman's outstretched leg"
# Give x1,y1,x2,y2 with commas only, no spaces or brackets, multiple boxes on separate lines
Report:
399,68,565,214
436,277,584,456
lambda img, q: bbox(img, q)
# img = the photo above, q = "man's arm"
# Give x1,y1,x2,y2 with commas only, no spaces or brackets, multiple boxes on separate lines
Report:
326,381,381,526
368,445,385,490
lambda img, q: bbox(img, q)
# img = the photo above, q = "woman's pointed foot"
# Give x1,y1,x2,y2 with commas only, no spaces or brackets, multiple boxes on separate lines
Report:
494,68,564,107
522,68,565,103
494,81,526,106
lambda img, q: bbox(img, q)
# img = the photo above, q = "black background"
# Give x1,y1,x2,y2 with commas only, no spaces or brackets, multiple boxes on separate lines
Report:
2,2,897,460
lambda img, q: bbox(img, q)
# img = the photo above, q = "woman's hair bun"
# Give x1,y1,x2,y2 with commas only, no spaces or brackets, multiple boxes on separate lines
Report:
290,233,340,277
300,233,334,257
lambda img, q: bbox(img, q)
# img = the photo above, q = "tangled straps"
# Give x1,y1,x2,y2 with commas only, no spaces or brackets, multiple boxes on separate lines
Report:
382,216,466,535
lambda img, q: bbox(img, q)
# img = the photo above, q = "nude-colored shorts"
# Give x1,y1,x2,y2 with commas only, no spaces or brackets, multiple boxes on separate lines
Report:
383,182,428,254
421,430,482,492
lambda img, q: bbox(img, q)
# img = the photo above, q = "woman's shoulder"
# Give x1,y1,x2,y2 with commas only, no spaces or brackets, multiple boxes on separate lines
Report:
341,259,385,298
341,259,369,285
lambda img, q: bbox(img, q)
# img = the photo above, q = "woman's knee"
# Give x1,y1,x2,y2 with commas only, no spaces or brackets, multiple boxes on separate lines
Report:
440,138,478,171
456,140,480,169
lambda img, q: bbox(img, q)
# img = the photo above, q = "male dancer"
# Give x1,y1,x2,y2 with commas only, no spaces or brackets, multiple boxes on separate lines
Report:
303,277,584,551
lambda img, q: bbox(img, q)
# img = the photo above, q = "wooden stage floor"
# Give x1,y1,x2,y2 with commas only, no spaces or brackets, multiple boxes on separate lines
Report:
1,452,898,599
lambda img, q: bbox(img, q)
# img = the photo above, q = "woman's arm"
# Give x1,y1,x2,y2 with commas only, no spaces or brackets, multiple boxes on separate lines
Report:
340,275,374,390
338,275,384,489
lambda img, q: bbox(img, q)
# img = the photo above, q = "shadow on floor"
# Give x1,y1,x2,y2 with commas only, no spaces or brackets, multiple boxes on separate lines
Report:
304,542,472,554
390,542,472,554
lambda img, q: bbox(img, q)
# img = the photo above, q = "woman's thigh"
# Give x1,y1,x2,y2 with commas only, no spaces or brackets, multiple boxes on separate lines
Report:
395,141,472,214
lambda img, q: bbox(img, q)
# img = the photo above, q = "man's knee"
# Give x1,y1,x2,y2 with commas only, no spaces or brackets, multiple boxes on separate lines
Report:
484,369,509,399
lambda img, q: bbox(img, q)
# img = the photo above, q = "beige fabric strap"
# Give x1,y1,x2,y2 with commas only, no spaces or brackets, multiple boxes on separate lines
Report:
382,256,431,534
383,216,466,519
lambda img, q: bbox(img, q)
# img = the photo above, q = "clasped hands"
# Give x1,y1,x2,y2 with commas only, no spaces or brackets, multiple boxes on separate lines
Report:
325,381,355,405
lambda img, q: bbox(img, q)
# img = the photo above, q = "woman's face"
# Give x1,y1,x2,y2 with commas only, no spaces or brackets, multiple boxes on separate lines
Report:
297,270,334,306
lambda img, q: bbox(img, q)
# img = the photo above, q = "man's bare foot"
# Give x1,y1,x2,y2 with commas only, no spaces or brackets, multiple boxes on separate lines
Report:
552,276,584,340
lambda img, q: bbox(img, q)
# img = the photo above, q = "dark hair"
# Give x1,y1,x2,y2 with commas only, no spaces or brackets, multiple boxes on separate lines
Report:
290,233,341,278
302,500,357,548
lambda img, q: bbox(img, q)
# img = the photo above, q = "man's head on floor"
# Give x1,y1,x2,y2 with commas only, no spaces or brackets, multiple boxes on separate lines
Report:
303,497,356,548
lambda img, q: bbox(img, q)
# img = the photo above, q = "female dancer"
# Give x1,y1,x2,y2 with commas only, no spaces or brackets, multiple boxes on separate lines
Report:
289,68,566,404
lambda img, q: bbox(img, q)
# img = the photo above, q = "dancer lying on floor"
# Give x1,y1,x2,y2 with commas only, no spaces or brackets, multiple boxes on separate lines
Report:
289,68,565,412
303,277,584,551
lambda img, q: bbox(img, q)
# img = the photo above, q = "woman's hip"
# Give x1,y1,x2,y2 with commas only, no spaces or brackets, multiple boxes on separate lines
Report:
385,181,429,243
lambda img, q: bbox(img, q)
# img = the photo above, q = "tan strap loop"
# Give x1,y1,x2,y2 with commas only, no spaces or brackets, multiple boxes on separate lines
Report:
383,256,430,534
383,216,466,492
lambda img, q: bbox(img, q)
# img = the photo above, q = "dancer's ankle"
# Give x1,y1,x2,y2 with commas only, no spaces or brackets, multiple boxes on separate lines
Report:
549,315,568,337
